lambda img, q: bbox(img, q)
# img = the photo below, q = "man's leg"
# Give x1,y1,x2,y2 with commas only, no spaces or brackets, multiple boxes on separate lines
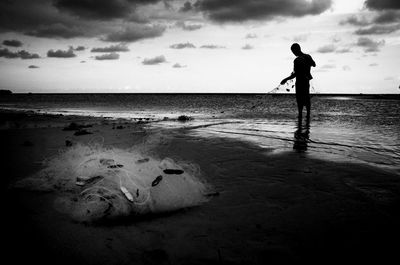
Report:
305,82,311,121
305,102,310,121
297,103,303,122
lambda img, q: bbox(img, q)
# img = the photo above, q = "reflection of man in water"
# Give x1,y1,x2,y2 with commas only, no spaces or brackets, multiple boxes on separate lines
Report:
281,43,316,122
293,118,310,152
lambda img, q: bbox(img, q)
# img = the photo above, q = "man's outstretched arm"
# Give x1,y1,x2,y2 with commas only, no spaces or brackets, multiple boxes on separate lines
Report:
281,72,296,85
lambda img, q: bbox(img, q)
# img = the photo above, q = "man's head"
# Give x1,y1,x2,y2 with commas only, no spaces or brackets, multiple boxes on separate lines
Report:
291,43,302,56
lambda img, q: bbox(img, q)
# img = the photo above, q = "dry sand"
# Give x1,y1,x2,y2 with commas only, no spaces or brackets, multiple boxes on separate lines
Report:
2,110,400,265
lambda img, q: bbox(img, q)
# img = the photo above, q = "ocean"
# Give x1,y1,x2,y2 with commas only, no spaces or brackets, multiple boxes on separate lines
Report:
1,93,399,173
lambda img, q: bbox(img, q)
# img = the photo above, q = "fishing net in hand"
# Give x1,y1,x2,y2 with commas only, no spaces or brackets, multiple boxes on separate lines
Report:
15,143,210,222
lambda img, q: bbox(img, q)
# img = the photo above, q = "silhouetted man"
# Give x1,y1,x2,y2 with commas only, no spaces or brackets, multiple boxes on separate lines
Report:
281,43,316,121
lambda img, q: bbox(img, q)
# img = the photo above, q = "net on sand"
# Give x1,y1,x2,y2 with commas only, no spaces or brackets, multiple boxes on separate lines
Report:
15,142,210,222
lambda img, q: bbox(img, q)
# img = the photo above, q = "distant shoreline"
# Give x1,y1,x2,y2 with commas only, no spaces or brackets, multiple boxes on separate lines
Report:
2,92,400,97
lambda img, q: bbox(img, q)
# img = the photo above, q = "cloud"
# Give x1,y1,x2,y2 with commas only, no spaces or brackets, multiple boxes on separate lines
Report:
94,52,120,60
91,44,129,52
175,21,202,31
103,24,166,42
26,23,85,38
2,40,23,47
245,33,257,39
0,48,40,59
374,10,400,23
18,50,41,59
195,0,333,22
47,47,76,58
200,44,226,49
335,48,352,53
0,0,166,40
0,48,20,58
180,1,194,12
173,63,186,68
28,65,40,68
356,37,385,52
53,0,161,20
242,44,253,50
316,44,336,53
339,15,369,26
74,46,86,51
321,64,336,69
170,42,196,49
142,55,166,65
355,24,400,35
365,0,400,10
53,0,132,20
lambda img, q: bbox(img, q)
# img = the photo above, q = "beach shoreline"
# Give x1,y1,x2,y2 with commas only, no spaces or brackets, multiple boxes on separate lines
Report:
2,109,400,265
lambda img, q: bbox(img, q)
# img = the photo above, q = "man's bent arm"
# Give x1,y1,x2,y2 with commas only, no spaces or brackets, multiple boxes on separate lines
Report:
281,72,296,85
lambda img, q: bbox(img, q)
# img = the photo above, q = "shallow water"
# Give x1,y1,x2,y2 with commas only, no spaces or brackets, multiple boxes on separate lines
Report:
1,94,399,173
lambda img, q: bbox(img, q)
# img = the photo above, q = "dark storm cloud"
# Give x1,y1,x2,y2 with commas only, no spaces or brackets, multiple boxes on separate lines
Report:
91,44,130,52
195,0,332,22
0,48,20,58
0,48,40,59
340,10,400,26
26,23,85,39
169,42,196,49
94,53,120,60
339,8,400,39
374,10,400,24
2,40,23,47
103,24,166,42
54,0,132,20
0,0,166,41
28,65,40,68
175,21,202,31
180,1,194,12
0,0,59,31
142,55,166,65
53,0,161,20
355,24,400,35
355,37,385,52
365,0,400,10
200,44,226,49
47,47,76,58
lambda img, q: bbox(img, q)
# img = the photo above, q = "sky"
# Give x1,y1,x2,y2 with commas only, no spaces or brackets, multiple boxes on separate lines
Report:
0,0,399,94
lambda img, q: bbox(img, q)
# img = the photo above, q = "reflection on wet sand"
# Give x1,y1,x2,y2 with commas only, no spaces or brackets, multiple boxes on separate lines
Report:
293,117,310,152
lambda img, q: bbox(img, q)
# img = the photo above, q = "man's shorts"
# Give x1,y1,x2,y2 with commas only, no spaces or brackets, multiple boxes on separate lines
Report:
295,79,310,106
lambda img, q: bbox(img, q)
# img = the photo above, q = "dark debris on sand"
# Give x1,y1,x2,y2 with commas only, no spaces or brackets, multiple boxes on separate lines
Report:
63,122,92,131
73,129,92,136
177,115,193,122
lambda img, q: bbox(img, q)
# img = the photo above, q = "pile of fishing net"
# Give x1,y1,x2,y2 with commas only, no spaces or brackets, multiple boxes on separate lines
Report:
15,143,210,222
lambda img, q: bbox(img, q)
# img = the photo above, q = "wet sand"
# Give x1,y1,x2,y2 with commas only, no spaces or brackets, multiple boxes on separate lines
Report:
2,110,400,265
